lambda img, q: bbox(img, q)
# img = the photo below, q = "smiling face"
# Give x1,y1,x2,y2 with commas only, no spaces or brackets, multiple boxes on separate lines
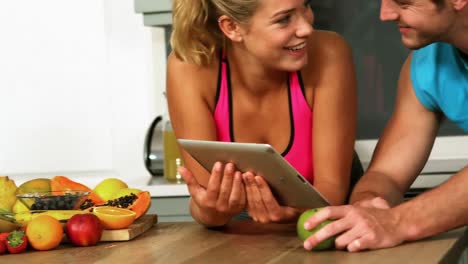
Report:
234,0,314,72
380,0,458,49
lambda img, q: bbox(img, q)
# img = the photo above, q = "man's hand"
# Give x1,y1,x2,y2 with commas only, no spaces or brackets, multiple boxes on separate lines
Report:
242,172,303,223
180,162,246,226
302,205,405,252
354,197,391,209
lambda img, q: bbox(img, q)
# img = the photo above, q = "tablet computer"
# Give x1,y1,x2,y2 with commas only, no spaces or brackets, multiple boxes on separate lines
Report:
178,139,330,209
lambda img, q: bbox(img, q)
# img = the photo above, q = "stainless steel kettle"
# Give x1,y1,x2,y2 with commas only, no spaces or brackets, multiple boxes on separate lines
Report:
144,115,164,176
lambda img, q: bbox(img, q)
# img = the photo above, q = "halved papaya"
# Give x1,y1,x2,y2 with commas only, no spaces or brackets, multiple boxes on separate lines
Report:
50,176,105,205
129,191,151,219
84,191,151,220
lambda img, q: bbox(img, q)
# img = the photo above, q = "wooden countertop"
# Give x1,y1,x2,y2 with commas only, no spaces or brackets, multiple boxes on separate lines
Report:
3,221,467,263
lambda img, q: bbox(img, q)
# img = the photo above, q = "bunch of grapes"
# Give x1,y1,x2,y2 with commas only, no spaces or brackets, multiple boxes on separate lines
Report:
30,193,82,210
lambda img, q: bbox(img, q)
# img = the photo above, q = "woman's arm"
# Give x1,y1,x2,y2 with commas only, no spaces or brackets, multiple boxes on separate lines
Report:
166,52,246,226
166,52,218,186
309,31,357,205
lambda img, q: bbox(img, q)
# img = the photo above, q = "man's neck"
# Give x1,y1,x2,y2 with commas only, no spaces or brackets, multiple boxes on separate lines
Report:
451,7,468,54
453,34,468,55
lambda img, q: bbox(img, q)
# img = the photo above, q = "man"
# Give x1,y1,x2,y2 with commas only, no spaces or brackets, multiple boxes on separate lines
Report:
302,0,467,252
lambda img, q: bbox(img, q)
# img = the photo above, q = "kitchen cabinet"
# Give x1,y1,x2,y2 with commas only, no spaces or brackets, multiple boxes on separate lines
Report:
149,197,192,222
134,0,172,26
141,177,192,222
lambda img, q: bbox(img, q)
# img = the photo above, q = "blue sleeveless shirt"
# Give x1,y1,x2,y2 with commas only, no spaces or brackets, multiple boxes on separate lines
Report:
410,42,468,132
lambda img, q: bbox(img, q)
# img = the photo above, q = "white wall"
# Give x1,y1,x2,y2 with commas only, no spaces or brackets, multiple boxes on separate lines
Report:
0,1,166,186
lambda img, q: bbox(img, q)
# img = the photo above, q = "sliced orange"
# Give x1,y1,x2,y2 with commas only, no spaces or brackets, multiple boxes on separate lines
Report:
92,206,136,230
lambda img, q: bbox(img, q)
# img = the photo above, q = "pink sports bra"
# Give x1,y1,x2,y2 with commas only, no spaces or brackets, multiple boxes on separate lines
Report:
213,55,315,183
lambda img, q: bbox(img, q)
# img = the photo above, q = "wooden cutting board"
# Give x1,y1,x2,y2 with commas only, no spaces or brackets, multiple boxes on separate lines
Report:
100,214,158,242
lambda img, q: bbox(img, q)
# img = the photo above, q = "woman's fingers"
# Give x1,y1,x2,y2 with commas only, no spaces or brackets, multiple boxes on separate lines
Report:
243,172,258,221
179,166,206,204
179,166,201,194
216,163,235,212
205,162,224,203
243,172,268,222
183,162,248,219
229,171,246,210
254,176,282,221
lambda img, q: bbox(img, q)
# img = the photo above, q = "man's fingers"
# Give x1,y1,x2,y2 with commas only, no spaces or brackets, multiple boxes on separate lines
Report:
304,216,353,251
347,238,363,252
303,206,350,231
346,232,377,252
334,224,363,250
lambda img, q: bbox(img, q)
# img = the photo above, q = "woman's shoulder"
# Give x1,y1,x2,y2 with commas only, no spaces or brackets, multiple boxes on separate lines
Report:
308,30,352,60
300,30,354,91
167,52,219,103
167,52,219,78
303,31,353,75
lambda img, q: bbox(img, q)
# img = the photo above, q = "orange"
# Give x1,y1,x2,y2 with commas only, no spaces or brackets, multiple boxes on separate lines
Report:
93,206,136,230
26,215,63,250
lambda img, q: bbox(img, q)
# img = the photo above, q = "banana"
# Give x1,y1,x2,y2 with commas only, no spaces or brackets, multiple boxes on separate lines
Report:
0,210,87,227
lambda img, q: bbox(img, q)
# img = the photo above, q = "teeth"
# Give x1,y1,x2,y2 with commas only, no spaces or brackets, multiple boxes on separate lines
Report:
288,43,306,51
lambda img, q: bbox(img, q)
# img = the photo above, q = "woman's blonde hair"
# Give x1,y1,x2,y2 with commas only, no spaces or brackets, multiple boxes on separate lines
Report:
171,0,259,66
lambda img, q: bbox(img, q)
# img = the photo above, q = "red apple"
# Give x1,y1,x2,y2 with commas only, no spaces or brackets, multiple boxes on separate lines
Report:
66,213,103,246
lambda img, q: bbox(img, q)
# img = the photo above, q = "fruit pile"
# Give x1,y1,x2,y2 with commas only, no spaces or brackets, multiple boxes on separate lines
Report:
0,175,152,254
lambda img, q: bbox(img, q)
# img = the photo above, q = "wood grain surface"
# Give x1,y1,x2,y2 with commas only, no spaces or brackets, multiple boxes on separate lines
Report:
3,220,467,263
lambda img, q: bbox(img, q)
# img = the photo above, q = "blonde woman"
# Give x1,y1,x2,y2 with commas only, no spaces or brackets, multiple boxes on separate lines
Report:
167,0,358,227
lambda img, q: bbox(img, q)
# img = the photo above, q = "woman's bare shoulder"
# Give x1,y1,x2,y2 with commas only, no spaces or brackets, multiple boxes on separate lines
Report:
300,31,355,101
303,31,353,77
167,52,219,82
167,52,219,108
308,30,352,61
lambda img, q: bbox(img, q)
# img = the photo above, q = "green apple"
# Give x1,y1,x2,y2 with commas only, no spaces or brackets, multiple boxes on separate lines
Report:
297,208,335,251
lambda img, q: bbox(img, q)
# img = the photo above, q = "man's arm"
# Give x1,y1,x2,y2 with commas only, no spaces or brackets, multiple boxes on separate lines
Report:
302,54,468,252
393,166,468,241
350,54,440,206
